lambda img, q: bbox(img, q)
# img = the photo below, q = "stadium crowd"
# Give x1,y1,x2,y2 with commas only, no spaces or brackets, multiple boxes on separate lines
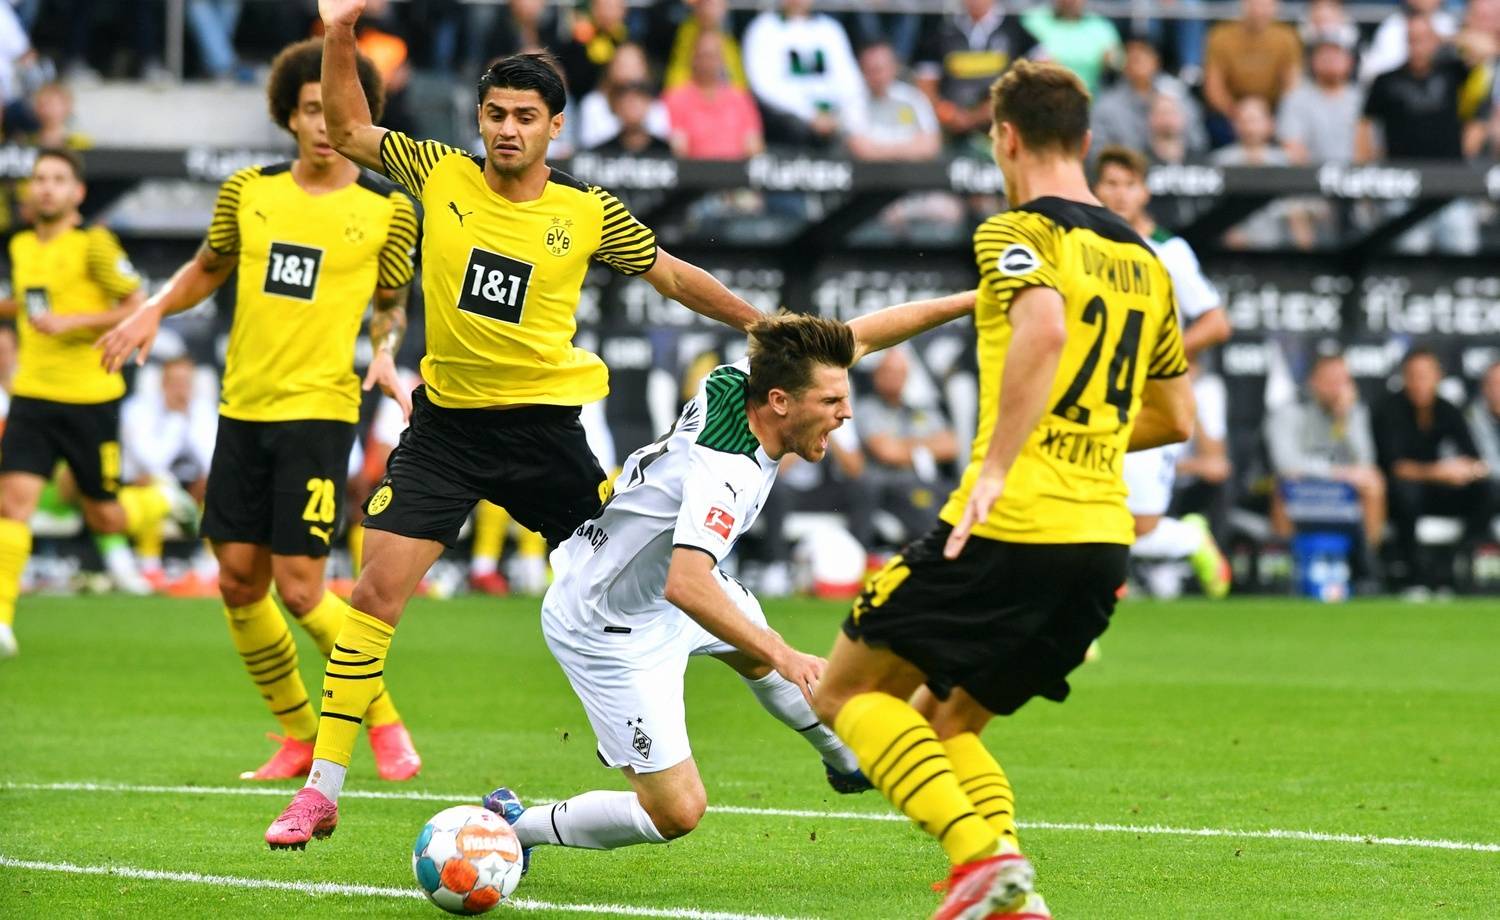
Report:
1,0,1499,602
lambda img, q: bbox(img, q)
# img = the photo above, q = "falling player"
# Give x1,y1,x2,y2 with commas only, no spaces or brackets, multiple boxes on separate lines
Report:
812,62,1197,919
264,0,762,848
97,39,423,781
1094,145,1231,597
0,149,147,659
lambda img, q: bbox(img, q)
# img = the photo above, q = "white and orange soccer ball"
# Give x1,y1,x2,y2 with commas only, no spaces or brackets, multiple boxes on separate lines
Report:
412,805,525,914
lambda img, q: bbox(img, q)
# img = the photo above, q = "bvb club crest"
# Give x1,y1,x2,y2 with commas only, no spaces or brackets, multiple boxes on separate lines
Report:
367,485,393,515
345,219,366,245
546,218,572,256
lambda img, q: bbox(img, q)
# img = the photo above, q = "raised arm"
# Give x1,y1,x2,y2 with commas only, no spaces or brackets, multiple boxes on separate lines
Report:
847,290,976,363
319,0,387,172
641,248,763,333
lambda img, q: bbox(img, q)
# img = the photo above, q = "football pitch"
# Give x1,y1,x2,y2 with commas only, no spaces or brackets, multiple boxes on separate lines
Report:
2,594,1497,918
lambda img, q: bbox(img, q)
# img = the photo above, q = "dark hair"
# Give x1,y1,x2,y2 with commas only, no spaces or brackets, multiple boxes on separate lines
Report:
1402,345,1440,369
990,60,1092,155
34,146,84,181
267,38,385,132
746,312,856,404
478,52,567,115
1094,145,1149,181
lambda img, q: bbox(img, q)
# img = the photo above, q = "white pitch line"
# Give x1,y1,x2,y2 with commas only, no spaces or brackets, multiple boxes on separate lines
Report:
0,856,813,920
4,780,1498,854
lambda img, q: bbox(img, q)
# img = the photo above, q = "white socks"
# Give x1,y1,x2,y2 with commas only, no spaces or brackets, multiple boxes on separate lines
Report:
513,790,667,849
304,758,348,803
742,671,861,775
1132,516,1205,560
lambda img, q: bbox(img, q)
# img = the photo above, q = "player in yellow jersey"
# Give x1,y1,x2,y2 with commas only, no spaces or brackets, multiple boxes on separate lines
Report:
97,39,424,783
0,149,146,660
810,62,1199,919
264,0,763,849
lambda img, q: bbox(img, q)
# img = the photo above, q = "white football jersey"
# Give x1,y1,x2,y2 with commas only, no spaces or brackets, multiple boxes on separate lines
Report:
548,359,780,631
1149,228,1220,323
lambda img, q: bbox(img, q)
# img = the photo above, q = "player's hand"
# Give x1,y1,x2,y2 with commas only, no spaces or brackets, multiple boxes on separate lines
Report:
96,305,162,372
772,645,826,705
945,469,1005,559
318,0,365,28
29,312,75,335
364,351,412,422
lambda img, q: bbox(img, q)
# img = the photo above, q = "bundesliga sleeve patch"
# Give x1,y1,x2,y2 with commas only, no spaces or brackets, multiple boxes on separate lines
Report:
704,506,736,540
998,244,1040,276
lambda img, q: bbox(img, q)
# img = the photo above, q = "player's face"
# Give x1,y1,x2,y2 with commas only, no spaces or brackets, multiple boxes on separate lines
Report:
288,82,338,168
478,88,563,177
1094,163,1149,223
780,364,852,463
27,156,84,223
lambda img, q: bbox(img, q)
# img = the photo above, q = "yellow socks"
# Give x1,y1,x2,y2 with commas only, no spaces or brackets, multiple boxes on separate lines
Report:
517,526,546,559
118,483,169,548
313,606,394,766
0,518,32,626
945,732,1019,852
225,595,318,740
294,590,402,728
834,692,998,865
347,524,365,577
472,501,507,565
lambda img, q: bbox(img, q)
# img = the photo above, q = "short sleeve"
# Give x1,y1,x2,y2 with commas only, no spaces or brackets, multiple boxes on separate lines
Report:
206,166,257,256
379,129,466,198
1147,286,1189,379
673,446,758,562
590,185,658,276
973,213,1062,314
85,227,142,300
377,191,419,289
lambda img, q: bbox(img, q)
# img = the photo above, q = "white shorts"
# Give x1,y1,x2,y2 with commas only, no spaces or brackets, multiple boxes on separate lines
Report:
540,568,766,774
1123,444,1183,517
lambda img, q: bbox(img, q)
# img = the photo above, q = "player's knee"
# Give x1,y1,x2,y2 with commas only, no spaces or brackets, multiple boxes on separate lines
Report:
349,577,402,622
641,790,706,840
81,501,123,534
274,576,322,616
218,569,266,609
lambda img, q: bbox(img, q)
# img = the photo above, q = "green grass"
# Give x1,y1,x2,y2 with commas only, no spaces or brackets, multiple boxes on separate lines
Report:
2,594,1498,918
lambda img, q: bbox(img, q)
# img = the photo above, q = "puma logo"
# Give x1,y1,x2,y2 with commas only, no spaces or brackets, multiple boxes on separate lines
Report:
723,482,741,499
449,201,473,225
309,526,332,545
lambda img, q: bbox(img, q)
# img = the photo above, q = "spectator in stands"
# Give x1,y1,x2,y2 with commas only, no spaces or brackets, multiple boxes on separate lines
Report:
22,81,88,150
1361,0,1458,84
742,0,864,148
914,0,1036,152
859,349,959,544
664,30,764,160
1300,0,1359,55
578,43,671,152
844,42,940,162
1265,353,1386,550
1278,31,1361,164
559,0,633,100
1375,348,1493,589
1144,90,1197,166
434,0,556,76
1203,0,1302,138
1466,361,1500,487
591,79,673,155
355,0,413,134
1357,14,1489,162
1211,96,1316,249
1092,36,1207,160
121,356,215,503
1020,0,1121,94
186,0,246,82
664,0,745,91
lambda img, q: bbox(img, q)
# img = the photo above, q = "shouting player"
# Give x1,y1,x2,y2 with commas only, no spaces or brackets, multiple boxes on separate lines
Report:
1094,145,1231,597
0,149,147,659
480,303,973,866
98,39,423,781
812,62,1197,919
264,0,762,848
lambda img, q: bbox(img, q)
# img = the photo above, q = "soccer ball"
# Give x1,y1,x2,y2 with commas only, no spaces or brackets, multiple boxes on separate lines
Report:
412,805,525,914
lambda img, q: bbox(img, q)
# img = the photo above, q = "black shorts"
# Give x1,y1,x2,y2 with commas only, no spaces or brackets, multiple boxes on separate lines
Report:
364,386,606,549
200,416,356,558
843,523,1128,716
0,395,121,500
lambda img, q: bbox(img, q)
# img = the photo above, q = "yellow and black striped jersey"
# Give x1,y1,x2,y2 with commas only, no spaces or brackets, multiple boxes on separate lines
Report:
10,224,141,404
941,197,1188,546
207,162,417,424
378,130,658,409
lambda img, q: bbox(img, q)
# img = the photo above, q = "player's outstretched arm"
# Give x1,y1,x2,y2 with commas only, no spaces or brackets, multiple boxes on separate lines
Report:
663,547,824,702
641,248,763,333
944,286,1067,560
848,289,977,362
1129,374,1195,452
319,0,386,172
96,243,236,372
